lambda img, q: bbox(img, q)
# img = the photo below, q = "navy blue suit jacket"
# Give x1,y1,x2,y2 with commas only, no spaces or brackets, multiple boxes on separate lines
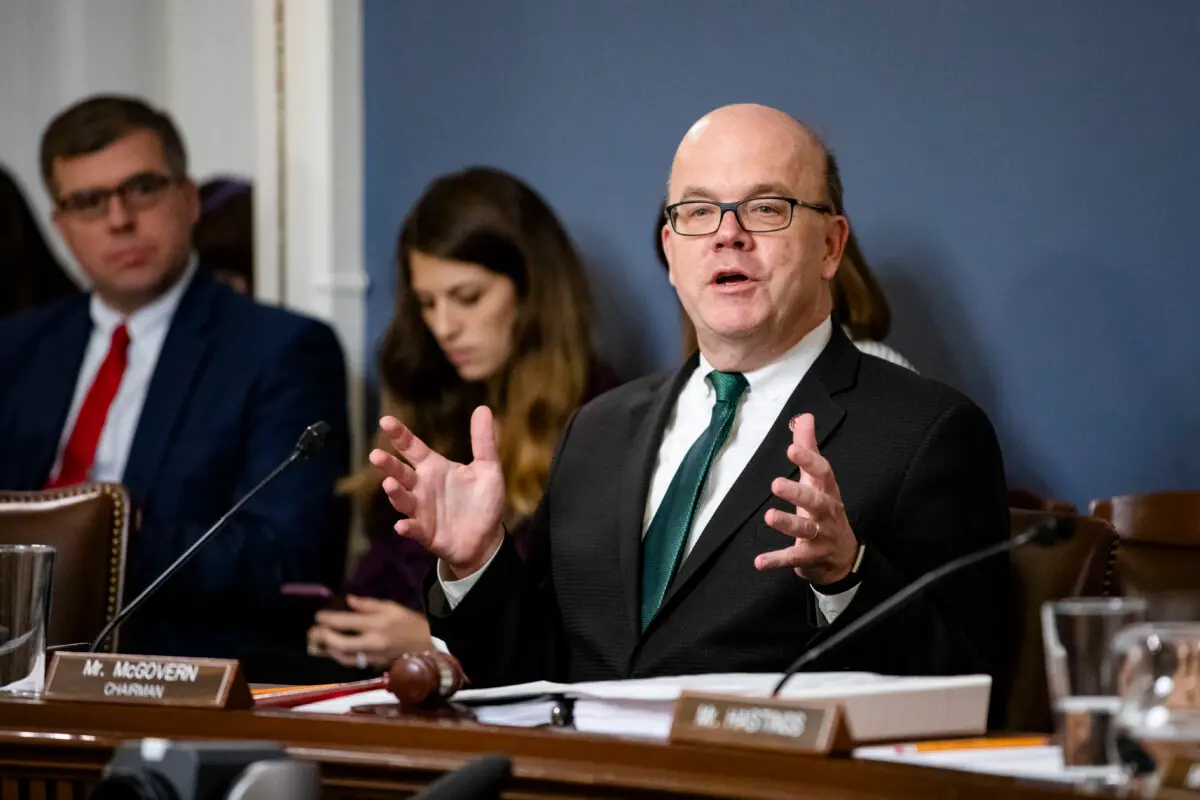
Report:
0,272,350,662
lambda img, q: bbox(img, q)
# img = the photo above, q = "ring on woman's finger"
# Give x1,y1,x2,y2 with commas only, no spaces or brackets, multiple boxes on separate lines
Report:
356,652,369,670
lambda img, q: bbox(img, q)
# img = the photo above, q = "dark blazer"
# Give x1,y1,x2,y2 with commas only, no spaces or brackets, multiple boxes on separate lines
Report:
428,324,1010,690
0,271,350,662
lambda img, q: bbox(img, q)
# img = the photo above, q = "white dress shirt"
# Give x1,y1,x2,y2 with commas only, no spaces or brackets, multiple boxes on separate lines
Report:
440,315,860,624
47,260,197,485
845,325,917,373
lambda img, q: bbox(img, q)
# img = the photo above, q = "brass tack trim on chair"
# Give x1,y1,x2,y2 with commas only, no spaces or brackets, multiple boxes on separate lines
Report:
1102,536,1120,597
102,483,128,652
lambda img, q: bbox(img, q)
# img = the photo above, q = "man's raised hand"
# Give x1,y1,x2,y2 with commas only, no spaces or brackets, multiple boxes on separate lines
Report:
371,405,506,578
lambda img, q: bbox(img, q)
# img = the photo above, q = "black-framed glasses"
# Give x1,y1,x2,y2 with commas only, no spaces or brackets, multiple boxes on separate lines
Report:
664,196,834,236
56,171,180,220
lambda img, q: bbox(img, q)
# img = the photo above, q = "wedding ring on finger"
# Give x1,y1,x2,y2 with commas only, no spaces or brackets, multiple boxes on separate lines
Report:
306,639,322,657
355,652,369,670
811,520,821,541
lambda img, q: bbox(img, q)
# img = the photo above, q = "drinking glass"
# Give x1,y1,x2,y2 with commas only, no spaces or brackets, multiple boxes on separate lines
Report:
0,544,56,697
1041,597,1149,779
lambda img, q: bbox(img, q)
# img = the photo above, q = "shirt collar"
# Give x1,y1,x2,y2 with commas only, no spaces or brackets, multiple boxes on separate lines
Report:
89,255,198,341
696,315,833,401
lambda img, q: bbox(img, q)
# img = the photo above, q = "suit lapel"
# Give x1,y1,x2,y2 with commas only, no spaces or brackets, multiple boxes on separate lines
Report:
616,354,699,638
121,275,217,505
12,299,92,488
658,328,860,612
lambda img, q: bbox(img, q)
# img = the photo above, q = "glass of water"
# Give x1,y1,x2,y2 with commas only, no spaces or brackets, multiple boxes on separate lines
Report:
1042,597,1149,779
0,544,56,697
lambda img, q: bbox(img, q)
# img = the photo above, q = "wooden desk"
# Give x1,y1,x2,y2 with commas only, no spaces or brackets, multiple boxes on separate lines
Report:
0,697,1082,799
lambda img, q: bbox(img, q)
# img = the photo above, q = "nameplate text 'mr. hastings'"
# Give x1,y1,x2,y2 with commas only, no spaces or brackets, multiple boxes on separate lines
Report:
670,692,850,754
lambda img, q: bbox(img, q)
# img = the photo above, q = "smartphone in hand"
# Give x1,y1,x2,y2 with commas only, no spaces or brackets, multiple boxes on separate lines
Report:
280,582,350,613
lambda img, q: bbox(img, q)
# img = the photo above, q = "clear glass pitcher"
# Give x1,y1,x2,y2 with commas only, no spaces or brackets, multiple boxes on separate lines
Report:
1110,622,1200,796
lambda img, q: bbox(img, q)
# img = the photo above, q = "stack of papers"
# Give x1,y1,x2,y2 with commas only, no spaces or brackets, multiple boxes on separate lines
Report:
294,671,991,744
853,743,1071,783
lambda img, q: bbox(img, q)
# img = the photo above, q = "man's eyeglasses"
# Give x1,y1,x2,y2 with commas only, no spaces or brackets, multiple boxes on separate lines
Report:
665,196,834,236
56,172,180,220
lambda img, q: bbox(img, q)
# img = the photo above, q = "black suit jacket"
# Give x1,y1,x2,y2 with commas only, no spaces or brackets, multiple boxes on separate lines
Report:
0,271,350,663
429,325,1009,689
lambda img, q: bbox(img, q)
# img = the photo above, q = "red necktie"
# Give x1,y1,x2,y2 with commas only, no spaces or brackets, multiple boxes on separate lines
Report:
47,323,131,488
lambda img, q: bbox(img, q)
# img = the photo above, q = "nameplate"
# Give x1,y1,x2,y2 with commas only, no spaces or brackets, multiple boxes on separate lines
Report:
43,652,252,709
669,692,850,755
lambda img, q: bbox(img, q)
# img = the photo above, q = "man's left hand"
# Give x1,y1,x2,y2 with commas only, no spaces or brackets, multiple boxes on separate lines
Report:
756,413,859,586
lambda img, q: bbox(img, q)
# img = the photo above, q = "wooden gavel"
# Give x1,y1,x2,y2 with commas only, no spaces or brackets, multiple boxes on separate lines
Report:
253,650,467,710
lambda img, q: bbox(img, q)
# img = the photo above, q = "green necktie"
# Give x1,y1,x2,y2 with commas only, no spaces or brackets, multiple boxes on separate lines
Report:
640,370,748,630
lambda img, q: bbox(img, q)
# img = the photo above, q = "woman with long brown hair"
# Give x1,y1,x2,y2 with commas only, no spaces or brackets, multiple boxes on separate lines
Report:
308,166,617,670
829,227,916,371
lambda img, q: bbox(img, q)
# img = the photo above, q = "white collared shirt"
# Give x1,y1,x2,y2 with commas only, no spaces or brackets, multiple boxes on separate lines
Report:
644,317,832,551
47,259,197,485
440,315,859,624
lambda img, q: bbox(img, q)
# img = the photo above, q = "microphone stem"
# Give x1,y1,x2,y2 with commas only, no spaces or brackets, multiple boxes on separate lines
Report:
771,528,1037,696
89,450,302,653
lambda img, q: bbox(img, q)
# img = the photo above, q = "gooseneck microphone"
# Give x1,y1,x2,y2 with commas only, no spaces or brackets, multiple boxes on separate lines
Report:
88,421,331,653
411,755,511,800
771,516,1075,695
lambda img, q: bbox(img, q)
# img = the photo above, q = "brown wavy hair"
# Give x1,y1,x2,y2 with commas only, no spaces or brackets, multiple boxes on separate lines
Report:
832,229,892,341
346,166,597,521
825,153,892,342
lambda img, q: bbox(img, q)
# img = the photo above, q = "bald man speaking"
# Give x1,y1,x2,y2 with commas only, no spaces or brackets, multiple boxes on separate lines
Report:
371,104,1009,687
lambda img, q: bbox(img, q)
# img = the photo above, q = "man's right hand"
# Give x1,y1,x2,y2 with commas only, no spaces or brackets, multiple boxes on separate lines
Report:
370,406,506,579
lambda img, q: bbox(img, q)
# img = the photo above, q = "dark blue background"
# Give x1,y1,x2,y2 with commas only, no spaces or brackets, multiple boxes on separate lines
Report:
362,0,1200,509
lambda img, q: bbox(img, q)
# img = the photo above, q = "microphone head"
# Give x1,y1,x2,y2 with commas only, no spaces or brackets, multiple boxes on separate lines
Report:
412,754,511,799
295,421,331,457
1030,515,1076,547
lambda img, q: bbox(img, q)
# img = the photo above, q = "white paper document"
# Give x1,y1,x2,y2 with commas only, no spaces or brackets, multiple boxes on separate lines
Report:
294,671,991,744
853,744,1072,783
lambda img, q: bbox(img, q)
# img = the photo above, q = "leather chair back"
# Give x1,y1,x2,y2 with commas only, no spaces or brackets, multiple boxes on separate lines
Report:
1001,510,1117,732
1092,492,1200,620
0,483,132,652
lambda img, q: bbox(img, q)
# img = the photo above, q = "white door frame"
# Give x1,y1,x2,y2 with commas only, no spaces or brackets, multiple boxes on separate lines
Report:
253,0,369,474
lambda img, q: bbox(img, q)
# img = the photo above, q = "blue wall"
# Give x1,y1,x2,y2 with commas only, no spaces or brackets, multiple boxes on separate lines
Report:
362,0,1200,511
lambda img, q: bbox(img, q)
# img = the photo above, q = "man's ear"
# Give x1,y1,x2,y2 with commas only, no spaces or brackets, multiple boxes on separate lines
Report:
181,178,201,226
46,168,65,236
662,225,677,288
822,216,850,280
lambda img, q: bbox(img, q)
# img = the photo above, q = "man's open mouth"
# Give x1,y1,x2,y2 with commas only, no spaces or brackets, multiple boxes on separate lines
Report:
713,270,751,285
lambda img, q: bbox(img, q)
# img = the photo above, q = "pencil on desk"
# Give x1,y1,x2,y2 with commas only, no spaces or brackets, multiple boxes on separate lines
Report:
252,683,338,698
894,736,1049,753
252,678,388,709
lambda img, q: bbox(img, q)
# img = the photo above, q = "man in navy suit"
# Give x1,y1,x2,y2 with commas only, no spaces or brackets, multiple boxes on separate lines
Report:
0,95,350,669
